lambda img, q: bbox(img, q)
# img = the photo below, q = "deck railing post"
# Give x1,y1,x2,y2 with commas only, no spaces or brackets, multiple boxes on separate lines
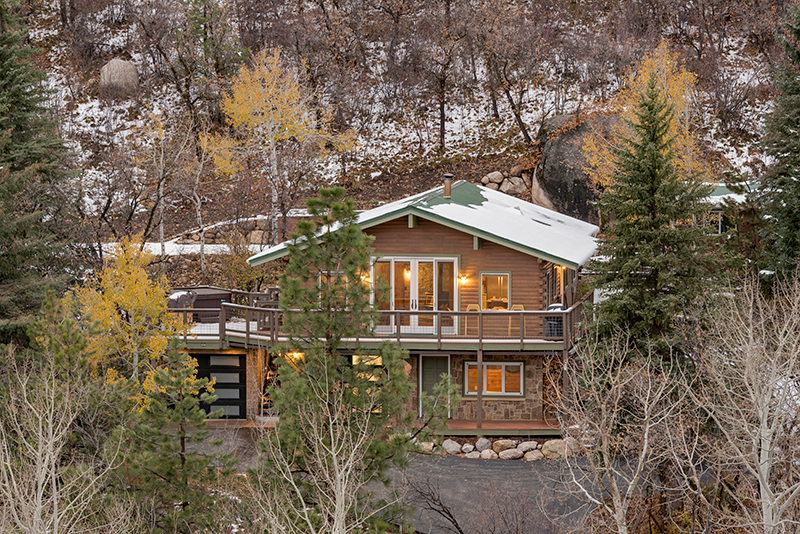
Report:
396,311,401,343
519,311,524,351
219,304,226,350
245,308,251,348
437,311,442,350
271,310,277,344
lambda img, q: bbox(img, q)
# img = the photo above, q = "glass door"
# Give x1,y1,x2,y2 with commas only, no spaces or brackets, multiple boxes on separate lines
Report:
373,258,457,335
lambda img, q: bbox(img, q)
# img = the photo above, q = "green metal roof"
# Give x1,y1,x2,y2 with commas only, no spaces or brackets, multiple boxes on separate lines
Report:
248,181,599,269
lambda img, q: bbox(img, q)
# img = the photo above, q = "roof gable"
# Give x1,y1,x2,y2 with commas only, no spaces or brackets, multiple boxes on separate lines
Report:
248,181,599,269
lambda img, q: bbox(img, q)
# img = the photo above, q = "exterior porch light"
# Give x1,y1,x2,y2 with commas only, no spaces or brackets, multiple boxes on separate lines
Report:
286,351,305,372
460,274,468,285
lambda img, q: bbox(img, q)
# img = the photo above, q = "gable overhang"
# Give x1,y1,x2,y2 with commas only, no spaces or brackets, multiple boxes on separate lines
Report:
248,206,586,269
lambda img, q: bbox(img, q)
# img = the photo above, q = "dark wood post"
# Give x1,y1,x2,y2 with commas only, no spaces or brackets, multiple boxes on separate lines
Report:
218,304,226,350
476,348,483,429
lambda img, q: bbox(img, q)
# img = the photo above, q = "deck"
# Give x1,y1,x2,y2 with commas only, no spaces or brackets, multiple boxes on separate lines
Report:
169,292,591,353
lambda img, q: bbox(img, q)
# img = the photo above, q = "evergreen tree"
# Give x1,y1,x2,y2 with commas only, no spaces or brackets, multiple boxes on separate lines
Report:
0,4,73,345
591,75,713,347
760,3,800,277
252,188,454,533
118,343,233,534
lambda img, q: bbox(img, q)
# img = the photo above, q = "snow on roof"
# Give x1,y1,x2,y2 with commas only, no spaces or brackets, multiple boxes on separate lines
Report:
248,181,599,269
706,182,759,207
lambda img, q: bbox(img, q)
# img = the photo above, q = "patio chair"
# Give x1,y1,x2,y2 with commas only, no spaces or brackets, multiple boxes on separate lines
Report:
465,304,480,336
508,304,524,336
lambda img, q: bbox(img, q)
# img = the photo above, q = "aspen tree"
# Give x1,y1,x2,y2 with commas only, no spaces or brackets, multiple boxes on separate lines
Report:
583,42,705,190
214,49,354,245
73,236,180,382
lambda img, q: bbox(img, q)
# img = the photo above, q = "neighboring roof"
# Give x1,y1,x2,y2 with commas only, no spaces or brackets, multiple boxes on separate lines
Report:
247,181,599,269
707,182,759,208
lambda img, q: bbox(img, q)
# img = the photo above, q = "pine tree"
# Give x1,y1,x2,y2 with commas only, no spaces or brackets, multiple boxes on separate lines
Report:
591,75,713,347
0,5,73,345
760,3,800,276
253,188,454,533
119,343,233,534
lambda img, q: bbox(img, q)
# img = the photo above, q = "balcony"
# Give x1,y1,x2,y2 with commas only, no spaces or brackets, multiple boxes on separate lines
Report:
169,287,592,352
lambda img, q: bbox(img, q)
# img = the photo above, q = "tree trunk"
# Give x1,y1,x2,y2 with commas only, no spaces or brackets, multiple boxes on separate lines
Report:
503,86,533,146
270,136,279,245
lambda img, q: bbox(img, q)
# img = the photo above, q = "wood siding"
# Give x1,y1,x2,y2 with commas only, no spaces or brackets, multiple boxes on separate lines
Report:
366,217,547,312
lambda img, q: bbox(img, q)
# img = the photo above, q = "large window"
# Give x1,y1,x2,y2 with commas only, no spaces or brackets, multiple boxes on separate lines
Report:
481,273,509,310
464,361,523,396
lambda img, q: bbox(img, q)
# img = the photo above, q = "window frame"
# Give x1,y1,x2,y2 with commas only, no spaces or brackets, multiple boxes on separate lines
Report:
479,271,511,311
463,360,524,397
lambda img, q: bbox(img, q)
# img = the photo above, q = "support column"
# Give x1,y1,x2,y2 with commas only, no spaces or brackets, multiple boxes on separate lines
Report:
476,349,483,429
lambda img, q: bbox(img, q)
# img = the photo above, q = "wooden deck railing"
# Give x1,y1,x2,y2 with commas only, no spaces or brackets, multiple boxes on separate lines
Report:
168,290,594,350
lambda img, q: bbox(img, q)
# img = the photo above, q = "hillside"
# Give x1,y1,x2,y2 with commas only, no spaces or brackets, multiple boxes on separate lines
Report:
11,0,786,247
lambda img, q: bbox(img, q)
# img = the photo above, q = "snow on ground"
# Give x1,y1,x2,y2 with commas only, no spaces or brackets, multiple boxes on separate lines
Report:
25,6,775,213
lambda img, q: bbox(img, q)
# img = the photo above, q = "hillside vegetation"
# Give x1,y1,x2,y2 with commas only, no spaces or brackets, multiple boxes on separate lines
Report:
8,0,783,239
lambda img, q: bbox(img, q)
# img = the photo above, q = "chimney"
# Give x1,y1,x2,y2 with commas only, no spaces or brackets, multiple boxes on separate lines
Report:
443,173,453,199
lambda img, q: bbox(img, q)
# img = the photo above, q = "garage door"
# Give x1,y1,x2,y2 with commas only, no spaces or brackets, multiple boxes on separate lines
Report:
194,353,247,419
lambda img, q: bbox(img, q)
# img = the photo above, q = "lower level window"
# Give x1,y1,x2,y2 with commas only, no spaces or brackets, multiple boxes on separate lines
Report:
464,361,523,396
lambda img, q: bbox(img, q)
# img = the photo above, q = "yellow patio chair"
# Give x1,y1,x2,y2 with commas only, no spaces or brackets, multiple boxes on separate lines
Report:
508,304,524,336
465,304,480,336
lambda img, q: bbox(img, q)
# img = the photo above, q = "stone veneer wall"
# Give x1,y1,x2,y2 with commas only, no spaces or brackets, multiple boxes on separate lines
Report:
450,354,543,421
246,348,269,420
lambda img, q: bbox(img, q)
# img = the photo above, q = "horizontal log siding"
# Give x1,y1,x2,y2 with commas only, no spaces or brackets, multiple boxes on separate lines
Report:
366,217,546,312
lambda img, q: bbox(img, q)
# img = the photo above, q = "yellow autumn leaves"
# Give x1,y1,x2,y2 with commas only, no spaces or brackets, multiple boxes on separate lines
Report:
583,42,706,189
206,48,356,177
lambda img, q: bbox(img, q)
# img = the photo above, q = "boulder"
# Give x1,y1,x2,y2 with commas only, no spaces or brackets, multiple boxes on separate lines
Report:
442,439,462,455
534,113,619,224
485,183,499,191
542,439,570,459
509,164,524,177
524,450,545,462
249,230,265,244
499,176,527,195
565,437,581,455
499,448,524,460
465,451,481,459
417,442,435,454
461,443,475,454
475,437,492,452
492,439,515,453
481,175,491,184
521,172,532,188
480,449,498,460
517,441,539,453
484,171,505,184
98,58,139,99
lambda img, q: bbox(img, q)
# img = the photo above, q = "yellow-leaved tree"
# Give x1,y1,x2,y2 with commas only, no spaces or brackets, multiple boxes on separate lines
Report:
583,42,705,190
74,236,181,381
210,48,356,245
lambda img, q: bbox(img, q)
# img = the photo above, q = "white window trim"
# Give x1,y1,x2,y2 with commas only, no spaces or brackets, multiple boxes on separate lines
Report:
463,361,524,397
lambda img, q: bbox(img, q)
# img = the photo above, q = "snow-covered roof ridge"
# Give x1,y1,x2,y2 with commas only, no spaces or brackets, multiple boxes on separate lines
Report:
248,181,599,269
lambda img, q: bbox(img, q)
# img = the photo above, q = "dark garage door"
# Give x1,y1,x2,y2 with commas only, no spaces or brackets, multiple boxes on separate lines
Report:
194,353,247,419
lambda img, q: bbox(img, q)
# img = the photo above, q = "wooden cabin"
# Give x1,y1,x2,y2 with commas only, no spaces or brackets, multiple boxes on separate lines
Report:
174,180,598,434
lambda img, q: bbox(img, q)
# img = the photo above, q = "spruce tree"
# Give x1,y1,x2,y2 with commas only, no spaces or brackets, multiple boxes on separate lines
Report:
760,3,800,276
0,4,73,345
591,75,713,346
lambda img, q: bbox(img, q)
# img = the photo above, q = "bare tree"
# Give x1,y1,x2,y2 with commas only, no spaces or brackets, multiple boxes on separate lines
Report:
691,272,800,534
0,346,122,534
552,329,684,534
